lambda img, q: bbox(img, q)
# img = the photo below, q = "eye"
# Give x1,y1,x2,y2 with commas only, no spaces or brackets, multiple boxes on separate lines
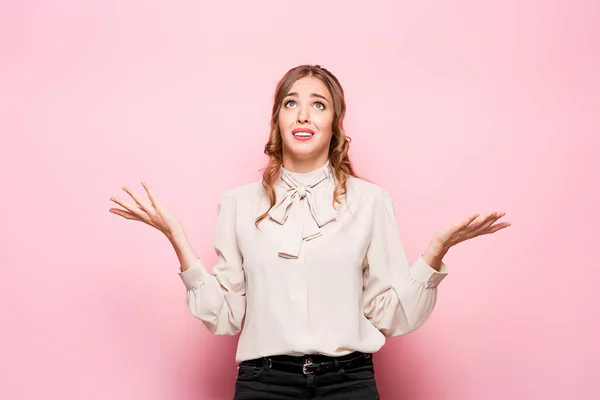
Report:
313,102,325,110
284,100,297,108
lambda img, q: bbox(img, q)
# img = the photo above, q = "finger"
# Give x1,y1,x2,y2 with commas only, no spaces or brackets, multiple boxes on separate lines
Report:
475,211,507,233
467,211,498,230
481,221,512,235
109,208,142,221
458,212,480,228
443,213,480,241
443,213,481,243
142,182,163,211
474,211,500,230
110,196,147,219
457,212,499,240
123,186,154,215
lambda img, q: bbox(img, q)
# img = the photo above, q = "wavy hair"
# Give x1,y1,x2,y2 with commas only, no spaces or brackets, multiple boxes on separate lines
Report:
256,65,356,227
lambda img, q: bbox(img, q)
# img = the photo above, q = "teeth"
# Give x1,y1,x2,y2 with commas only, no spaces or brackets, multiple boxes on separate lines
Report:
294,132,313,137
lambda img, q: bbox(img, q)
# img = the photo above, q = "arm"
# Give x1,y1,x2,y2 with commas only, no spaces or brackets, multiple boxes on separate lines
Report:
109,184,246,335
177,195,246,336
167,229,200,273
362,191,448,337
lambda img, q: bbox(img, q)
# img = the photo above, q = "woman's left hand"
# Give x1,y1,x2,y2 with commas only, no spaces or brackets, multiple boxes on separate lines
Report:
436,211,511,250
423,211,511,270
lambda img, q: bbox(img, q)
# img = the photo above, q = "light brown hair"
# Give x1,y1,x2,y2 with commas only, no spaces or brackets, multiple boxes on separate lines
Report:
256,65,357,227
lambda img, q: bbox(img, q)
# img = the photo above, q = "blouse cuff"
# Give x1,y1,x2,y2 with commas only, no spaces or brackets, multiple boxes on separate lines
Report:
410,256,449,289
178,258,210,290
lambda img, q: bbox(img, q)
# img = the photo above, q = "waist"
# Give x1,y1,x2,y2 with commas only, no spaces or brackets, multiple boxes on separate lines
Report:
240,351,373,375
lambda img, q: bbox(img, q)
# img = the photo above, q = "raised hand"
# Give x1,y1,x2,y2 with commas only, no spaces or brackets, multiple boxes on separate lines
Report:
435,211,511,251
422,211,511,271
109,182,183,237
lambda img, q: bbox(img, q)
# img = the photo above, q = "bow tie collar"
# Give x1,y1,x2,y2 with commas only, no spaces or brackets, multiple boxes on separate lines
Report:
268,162,338,258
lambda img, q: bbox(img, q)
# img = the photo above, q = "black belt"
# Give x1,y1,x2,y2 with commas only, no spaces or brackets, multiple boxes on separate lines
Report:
241,352,373,375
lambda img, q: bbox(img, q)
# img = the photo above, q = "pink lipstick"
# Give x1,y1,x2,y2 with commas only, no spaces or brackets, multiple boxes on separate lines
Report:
292,128,315,141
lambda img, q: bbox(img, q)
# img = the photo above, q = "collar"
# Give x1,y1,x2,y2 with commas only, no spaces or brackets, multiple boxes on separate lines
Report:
268,161,338,258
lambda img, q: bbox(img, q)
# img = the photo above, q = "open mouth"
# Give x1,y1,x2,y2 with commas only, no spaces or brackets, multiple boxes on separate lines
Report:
292,128,314,140
294,131,313,138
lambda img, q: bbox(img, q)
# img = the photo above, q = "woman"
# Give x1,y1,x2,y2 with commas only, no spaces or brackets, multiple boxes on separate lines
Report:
109,65,510,399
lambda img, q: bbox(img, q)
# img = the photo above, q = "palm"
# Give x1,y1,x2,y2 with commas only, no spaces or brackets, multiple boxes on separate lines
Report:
109,182,182,236
435,211,511,249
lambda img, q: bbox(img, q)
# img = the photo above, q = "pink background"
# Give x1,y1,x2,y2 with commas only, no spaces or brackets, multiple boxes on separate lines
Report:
1,1,598,399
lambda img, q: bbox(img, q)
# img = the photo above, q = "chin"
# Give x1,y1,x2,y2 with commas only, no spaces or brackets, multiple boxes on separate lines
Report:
285,142,322,158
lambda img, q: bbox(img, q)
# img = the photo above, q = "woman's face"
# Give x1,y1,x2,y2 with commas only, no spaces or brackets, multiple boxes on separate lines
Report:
278,76,334,168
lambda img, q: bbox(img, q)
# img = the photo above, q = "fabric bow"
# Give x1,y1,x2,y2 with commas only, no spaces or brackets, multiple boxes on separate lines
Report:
268,165,338,258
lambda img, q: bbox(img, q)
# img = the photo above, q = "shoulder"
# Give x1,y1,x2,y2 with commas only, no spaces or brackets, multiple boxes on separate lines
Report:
218,180,264,204
343,176,396,224
212,180,264,217
346,175,391,202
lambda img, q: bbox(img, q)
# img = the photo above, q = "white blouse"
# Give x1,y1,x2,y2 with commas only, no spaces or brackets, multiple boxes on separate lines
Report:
178,161,449,363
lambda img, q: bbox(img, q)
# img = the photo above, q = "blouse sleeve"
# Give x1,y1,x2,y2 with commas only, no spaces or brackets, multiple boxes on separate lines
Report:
362,191,448,337
177,195,246,335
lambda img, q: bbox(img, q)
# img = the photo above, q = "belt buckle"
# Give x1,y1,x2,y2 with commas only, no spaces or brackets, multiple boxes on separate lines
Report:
302,358,314,375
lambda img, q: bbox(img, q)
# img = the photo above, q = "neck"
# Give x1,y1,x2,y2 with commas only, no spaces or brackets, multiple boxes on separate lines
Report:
282,154,329,173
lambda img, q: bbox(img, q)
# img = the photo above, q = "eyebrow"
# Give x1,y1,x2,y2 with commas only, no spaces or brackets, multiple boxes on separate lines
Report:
285,92,330,103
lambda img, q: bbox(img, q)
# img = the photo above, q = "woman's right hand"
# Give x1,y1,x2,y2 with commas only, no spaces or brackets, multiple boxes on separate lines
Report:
109,182,183,238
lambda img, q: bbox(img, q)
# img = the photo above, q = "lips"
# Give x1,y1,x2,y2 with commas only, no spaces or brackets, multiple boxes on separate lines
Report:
292,128,315,141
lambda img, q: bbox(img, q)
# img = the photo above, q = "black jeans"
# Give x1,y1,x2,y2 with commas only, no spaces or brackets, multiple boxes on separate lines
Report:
233,352,380,399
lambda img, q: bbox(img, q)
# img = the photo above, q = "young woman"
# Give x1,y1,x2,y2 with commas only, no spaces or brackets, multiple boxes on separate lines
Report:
109,65,510,399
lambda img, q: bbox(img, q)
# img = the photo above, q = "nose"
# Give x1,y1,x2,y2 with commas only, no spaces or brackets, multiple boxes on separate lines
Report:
297,104,310,124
